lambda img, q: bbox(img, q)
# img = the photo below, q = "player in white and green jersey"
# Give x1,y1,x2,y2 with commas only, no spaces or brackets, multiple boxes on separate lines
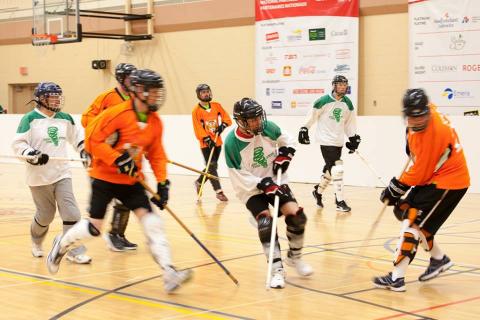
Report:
225,98,314,289
298,75,361,212
11,82,91,264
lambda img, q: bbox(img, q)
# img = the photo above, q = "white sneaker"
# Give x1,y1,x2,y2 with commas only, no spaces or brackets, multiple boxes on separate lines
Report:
270,268,285,289
164,268,193,294
285,256,314,277
66,253,92,264
31,242,44,258
46,234,67,275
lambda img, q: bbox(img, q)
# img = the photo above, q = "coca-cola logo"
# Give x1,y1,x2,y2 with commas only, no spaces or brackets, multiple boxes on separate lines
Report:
265,32,279,42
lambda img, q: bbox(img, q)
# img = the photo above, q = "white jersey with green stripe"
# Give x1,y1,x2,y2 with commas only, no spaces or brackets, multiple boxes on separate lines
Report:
224,120,295,203
12,108,84,186
302,93,356,146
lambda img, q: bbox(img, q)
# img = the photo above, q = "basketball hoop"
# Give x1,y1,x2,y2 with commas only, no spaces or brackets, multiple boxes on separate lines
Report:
32,34,58,46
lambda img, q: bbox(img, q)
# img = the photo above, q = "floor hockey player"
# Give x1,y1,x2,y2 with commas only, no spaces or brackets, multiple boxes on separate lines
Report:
373,88,469,291
82,62,138,252
192,83,232,201
298,75,361,212
224,97,313,289
47,70,193,293
12,82,91,265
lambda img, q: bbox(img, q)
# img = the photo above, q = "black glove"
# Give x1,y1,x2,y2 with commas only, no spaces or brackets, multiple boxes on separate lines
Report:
346,134,361,154
203,136,215,149
273,146,295,174
298,127,310,144
257,177,286,198
150,180,170,210
380,177,410,206
216,122,228,134
26,150,49,165
115,152,137,177
79,149,91,169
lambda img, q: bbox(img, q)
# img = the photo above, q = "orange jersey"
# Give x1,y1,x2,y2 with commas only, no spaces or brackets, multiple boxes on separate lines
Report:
81,87,128,128
400,104,469,189
85,100,167,185
192,101,232,148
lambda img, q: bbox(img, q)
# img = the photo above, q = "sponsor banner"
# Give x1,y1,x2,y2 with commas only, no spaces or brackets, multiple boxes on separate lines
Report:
409,0,480,114
256,0,359,115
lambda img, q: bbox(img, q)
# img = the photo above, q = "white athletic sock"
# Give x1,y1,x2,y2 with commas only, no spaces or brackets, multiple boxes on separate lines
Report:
429,240,445,260
140,213,172,269
392,257,409,280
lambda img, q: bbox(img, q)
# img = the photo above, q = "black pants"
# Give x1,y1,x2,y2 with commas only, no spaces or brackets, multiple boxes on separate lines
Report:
406,185,468,235
320,145,343,174
197,146,222,191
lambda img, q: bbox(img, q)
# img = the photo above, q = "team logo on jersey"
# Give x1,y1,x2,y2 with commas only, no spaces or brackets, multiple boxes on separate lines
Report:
331,108,343,123
47,127,59,146
206,120,218,133
253,147,268,168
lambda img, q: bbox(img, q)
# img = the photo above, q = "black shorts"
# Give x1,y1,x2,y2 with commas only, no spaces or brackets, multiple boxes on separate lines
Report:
246,184,297,217
320,145,342,173
405,184,468,235
89,178,152,219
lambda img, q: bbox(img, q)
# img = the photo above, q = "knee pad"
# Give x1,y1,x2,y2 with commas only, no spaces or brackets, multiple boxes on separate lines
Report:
257,213,273,244
394,224,419,266
285,208,307,234
331,161,344,180
419,229,434,251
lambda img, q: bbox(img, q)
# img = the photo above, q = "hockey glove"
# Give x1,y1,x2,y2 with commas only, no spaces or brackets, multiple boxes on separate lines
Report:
298,127,310,144
257,177,286,199
203,136,215,149
346,134,361,154
273,146,296,174
216,122,228,135
380,177,410,206
26,150,49,165
115,152,137,177
150,180,170,210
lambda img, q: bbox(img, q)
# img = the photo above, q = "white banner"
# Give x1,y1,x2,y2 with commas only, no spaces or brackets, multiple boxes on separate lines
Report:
409,0,480,115
255,0,359,115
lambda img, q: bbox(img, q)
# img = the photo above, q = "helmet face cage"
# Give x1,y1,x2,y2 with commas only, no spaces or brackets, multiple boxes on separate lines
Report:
115,63,137,90
402,88,430,132
332,75,348,96
233,98,267,135
34,82,64,112
130,69,165,112
196,84,212,102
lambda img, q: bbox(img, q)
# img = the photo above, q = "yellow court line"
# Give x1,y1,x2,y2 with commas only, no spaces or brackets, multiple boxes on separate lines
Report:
0,271,228,320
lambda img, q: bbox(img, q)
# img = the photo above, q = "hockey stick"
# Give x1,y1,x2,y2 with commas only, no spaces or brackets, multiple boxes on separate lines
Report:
137,178,239,286
265,168,283,290
167,160,219,181
354,150,388,187
0,154,86,162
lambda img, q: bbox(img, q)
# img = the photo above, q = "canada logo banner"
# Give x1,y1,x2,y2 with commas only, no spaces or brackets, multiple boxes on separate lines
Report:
255,0,359,115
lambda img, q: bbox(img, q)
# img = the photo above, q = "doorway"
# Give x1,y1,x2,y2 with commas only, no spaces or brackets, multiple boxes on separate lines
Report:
9,83,38,114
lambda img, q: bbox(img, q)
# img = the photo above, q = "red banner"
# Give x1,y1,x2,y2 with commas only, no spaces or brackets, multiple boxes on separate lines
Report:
255,0,359,21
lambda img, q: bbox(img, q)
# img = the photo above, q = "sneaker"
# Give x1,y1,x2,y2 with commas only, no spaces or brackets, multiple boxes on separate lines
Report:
312,185,324,209
119,235,138,250
336,199,351,212
270,268,285,289
163,267,193,294
285,256,314,277
216,191,228,202
418,255,453,282
66,253,92,264
104,233,126,252
32,242,44,258
372,272,406,292
194,180,201,195
46,234,68,275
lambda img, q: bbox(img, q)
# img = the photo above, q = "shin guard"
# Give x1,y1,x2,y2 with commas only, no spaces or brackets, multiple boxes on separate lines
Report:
331,161,345,201
111,203,130,235
140,213,173,270
393,220,420,266
285,208,307,259
59,219,100,251
257,213,282,269
316,171,331,195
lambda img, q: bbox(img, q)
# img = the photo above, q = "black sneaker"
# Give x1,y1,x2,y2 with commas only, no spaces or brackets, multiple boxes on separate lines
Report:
373,272,406,292
418,255,453,282
336,199,351,212
119,235,138,250
312,185,324,209
103,233,126,252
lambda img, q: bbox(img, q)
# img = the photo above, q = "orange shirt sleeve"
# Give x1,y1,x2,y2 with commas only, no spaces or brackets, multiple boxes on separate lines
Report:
192,106,209,141
145,116,168,183
216,103,232,126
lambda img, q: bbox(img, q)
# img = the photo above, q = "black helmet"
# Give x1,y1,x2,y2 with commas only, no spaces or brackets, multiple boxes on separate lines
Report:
33,82,63,112
332,75,348,85
233,98,266,135
402,88,429,117
129,69,166,112
115,63,137,89
196,83,212,102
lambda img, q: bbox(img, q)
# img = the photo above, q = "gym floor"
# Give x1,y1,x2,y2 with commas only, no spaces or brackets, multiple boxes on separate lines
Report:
0,163,479,319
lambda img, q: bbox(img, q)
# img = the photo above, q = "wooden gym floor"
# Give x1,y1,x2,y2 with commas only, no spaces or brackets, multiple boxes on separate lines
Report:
0,163,479,320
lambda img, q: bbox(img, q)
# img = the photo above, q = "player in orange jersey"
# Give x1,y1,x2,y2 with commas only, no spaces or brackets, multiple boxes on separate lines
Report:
373,89,470,292
47,69,193,294
192,84,232,201
82,63,138,252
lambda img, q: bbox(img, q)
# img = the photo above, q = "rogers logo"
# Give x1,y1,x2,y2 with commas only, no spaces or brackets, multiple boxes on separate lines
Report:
335,48,351,59
266,32,279,42
284,54,298,60
463,64,480,71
